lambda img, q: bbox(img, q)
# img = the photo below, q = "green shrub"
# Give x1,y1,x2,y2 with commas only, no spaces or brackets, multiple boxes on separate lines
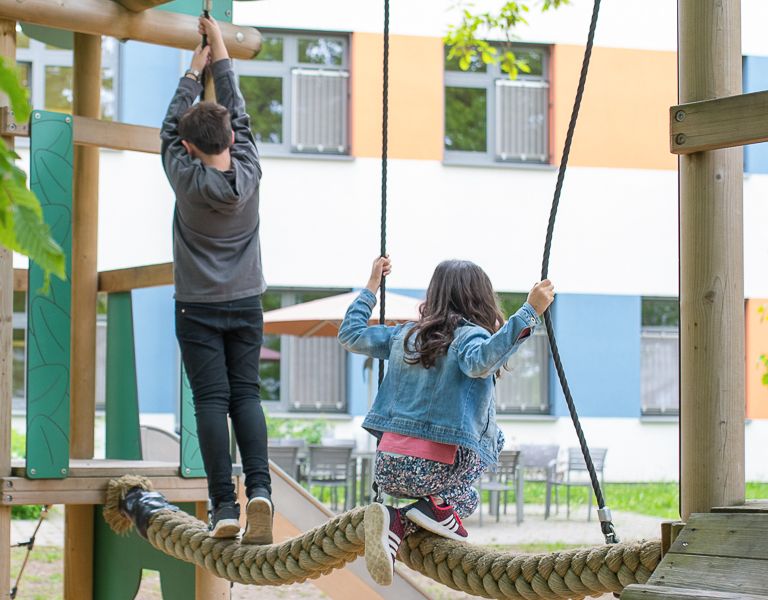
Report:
265,416,328,445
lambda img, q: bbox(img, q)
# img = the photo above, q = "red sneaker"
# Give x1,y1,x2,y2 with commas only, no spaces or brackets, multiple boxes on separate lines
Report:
404,496,468,541
364,503,404,586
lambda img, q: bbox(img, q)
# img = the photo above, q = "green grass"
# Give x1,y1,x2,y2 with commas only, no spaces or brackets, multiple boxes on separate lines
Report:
515,481,768,520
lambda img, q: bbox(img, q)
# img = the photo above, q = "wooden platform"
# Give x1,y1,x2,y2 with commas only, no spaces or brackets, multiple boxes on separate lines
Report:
1,459,210,505
622,505,768,599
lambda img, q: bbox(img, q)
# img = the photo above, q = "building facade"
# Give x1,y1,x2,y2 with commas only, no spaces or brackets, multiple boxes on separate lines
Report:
12,0,768,481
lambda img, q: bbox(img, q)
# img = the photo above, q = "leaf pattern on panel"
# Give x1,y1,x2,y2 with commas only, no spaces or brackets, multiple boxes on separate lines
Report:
26,112,73,479
180,370,205,477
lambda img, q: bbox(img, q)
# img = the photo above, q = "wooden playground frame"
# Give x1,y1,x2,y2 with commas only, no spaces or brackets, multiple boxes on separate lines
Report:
0,0,766,598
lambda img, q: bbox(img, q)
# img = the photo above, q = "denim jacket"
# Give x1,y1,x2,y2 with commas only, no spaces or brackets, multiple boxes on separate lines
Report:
338,289,540,465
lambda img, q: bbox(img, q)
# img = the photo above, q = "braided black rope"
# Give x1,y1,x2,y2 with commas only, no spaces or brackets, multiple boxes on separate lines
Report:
540,0,616,544
378,0,390,387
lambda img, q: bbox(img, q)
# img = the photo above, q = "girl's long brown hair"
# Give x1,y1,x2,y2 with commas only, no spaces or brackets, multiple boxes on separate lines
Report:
404,260,505,368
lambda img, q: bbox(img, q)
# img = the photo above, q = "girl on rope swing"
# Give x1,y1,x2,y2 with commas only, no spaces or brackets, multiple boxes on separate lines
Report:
338,256,555,585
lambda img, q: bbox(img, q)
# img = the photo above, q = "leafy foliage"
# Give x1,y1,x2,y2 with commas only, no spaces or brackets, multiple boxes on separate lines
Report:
0,56,65,289
265,415,328,445
445,0,569,77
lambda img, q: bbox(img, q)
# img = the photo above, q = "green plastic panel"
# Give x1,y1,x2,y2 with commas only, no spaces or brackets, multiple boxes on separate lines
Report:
94,502,197,600
105,292,142,461
180,367,205,477
159,0,233,22
26,111,73,479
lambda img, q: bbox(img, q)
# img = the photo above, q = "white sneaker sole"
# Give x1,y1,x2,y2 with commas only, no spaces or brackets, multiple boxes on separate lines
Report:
405,508,467,542
242,497,273,545
364,503,395,586
209,518,240,539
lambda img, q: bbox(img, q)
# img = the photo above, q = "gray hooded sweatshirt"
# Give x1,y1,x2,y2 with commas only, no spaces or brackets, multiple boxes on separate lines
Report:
160,59,265,303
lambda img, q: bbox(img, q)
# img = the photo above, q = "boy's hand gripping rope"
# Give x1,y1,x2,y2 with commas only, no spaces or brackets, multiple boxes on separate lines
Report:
539,0,617,545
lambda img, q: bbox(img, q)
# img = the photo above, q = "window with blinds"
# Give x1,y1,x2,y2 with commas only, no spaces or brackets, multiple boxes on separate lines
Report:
495,80,549,162
291,69,349,154
495,331,549,414
282,336,347,413
641,328,679,415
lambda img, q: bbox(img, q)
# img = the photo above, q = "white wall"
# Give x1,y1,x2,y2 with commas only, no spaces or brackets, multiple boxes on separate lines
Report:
327,415,768,483
17,148,768,298
235,0,768,56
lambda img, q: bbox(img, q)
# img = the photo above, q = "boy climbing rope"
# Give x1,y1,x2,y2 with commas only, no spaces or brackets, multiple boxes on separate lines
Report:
160,15,272,544
338,256,555,585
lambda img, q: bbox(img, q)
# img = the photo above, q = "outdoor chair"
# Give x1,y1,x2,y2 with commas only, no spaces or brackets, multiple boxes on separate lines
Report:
556,447,608,521
518,444,560,519
306,444,354,512
475,449,523,525
268,443,301,480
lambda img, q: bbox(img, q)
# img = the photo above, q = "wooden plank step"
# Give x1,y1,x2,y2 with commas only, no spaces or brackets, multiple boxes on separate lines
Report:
668,512,768,560
0,475,208,505
713,499,768,513
647,554,768,596
622,583,768,600
12,458,181,478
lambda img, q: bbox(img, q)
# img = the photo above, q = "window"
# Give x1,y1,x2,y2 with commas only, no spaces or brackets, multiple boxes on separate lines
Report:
15,26,119,121
261,289,349,413
444,45,550,165
235,33,349,155
641,298,679,415
495,293,550,414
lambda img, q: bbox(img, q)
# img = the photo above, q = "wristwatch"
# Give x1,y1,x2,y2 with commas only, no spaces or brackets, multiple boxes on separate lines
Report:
184,68,201,82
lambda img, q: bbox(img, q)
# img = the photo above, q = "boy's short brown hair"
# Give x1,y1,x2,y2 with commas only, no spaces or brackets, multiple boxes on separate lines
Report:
179,101,232,155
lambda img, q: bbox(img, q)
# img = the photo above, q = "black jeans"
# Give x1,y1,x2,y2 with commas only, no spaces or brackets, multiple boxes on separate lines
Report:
175,295,271,507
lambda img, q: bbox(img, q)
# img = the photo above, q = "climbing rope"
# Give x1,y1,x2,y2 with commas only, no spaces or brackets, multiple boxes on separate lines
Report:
538,0,617,544
104,476,661,598
10,505,51,599
378,0,390,387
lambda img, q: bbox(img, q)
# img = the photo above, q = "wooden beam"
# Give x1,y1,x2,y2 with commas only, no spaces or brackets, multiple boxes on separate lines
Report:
0,475,209,505
98,263,173,292
0,18,15,600
115,0,174,12
65,32,101,600
12,268,26,292
73,116,160,154
670,90,768,154
16,263,174,293
0,110,161,154
0,0,261,58
678,0,745,520
622,584,768,600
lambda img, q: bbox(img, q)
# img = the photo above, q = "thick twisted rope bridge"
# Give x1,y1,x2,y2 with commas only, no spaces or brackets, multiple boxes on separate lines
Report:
104,475,661,599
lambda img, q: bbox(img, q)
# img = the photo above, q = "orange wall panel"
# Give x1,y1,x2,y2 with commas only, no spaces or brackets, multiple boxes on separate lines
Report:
351,33,443,160
552,45,677,170
746,299,768,419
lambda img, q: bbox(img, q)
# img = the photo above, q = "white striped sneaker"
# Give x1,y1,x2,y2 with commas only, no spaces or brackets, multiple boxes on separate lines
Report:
364,503,404,586
404,496,468,542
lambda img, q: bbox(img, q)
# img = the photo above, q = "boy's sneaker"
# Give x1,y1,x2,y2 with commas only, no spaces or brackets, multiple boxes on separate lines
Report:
364,503,404,586
404,496,468,541
241,494,274,545
209,501,241,539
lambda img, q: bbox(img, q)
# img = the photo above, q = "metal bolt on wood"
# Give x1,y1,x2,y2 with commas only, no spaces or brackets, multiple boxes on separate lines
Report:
676,133,687,145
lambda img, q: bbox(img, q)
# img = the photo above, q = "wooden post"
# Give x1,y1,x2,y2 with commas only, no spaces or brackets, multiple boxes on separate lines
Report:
679,0,745,519
64,32,101,600
0,19,15,600
195,502,230,599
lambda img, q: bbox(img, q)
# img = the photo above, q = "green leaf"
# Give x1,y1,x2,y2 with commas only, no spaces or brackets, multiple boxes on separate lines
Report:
0,56,30,122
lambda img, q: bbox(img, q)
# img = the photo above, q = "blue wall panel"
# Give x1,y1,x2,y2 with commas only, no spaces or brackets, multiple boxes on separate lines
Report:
549,294,641,418
744,56,768,174
120,42,181,128
133,285,178,414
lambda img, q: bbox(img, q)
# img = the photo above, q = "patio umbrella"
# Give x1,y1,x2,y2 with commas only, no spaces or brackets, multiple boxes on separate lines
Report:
263,291,423,337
